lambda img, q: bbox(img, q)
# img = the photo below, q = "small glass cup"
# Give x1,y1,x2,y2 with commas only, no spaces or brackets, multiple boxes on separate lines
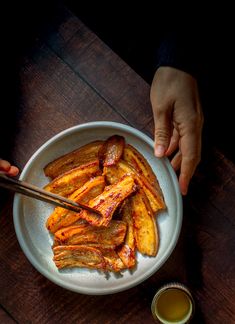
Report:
151,282,195,324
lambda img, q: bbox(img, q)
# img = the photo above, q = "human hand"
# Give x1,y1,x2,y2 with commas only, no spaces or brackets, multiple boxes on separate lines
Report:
0,159,19,176
150,67,203,195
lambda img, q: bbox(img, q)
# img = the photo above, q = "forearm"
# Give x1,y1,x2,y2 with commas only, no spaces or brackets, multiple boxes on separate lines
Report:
154,30,202,81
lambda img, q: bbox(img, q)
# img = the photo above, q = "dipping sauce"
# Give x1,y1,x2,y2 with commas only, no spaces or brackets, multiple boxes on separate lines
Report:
151,284,194,323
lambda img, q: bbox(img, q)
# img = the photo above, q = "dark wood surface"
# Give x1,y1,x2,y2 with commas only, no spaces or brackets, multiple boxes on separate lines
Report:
0,6,235,323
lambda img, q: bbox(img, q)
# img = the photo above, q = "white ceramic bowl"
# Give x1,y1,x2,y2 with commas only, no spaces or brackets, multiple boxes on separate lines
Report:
13,121,182,295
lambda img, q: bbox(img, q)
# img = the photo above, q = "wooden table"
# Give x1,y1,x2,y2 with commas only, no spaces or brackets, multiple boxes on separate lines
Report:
1,6,235,323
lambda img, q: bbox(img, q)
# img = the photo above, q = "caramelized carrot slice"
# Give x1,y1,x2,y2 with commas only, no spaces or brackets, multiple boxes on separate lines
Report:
54,220,127,246
53,245,106,270
118,199,136,268
46,176,105,233
102,250,126,272
44,140,104,179
104,160,165,213
44,160,101,197
98,135,125,167
131,190,159,257
123,144,157,187
78,174,137,226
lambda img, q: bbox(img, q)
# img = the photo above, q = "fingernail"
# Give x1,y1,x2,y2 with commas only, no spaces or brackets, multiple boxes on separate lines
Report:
179,177,188,196
155,145,165,157
181,188,188,196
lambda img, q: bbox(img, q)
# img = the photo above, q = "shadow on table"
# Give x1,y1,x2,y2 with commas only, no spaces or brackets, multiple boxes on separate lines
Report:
183,198,206,324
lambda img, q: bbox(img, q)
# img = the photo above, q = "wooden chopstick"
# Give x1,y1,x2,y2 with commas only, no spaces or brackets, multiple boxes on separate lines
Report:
0,173,101,216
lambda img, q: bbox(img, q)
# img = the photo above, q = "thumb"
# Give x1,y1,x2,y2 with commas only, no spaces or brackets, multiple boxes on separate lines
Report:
154,111,172,157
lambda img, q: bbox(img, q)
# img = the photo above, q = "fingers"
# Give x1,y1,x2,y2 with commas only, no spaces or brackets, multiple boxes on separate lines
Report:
150,67,203,195
168,134,200,195
178,131,201,195
165,128,180,156
153,112,201,195
171,150,182,170
165,120,202,195
153,108,172,157
8,166,20,176
0,159,19,176
0,159,11,172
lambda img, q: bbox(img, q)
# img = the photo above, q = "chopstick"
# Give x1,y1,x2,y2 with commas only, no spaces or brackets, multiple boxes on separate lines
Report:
0,173,102,216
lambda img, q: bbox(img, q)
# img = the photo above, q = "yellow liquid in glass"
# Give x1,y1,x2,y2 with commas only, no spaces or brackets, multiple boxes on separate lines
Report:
156,288,191,322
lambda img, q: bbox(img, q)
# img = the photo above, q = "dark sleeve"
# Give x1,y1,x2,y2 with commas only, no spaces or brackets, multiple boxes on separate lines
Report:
155,30,202,80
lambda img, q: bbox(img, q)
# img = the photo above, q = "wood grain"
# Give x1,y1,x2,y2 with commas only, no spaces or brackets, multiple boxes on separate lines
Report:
45,6,153,130
0,306,16,324
0,4,234,324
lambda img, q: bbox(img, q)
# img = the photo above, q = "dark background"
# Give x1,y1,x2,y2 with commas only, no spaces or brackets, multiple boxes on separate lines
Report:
1,1,234,163
64,2,235,163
